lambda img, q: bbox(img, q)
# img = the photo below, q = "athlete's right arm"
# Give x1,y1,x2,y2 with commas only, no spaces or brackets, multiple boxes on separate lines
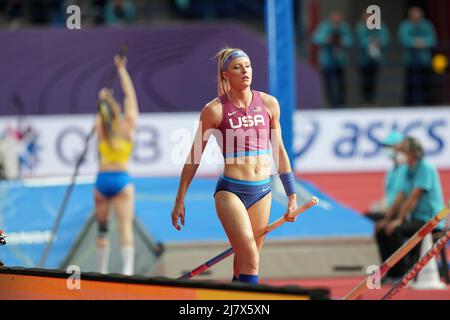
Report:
115,55,139,128
171,100,222,231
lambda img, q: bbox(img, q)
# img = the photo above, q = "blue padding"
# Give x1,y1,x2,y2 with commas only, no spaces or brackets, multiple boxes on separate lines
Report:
266,0,296,164
0,176,373,269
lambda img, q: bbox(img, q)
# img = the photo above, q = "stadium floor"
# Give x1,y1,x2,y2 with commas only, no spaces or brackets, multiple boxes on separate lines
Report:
265,277,450,300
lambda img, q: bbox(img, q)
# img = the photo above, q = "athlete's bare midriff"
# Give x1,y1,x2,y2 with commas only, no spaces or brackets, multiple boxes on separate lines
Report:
223,154,271,181
99,161,129,172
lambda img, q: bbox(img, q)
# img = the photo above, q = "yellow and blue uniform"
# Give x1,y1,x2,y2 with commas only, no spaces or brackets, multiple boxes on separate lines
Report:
95,137,133,197
98,138,133,166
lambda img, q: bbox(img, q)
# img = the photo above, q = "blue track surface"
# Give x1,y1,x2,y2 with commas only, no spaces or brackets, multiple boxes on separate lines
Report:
134,177,373,242
0,177,373,269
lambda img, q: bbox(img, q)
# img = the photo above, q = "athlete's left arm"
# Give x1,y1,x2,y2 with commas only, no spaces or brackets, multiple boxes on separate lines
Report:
263,93,298,221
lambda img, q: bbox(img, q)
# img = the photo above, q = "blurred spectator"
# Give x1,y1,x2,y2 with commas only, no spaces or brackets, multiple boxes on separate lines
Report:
170,0,194,19
2,115,39,178
29,0,51,25
398,6,437,105
4,0,25,29
366,131,406,222
48,0,66,27
192,0,217,20
2,0,66,28
104,0,136,27
356,11,390,105
313,10,353,108
92,0,108,24
170,0,237,20
375,137,445,282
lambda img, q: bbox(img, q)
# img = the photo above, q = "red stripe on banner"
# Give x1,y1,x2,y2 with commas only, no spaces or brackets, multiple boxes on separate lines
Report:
298,169,450,213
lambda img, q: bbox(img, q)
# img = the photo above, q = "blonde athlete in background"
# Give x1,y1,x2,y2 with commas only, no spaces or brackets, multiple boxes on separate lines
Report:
94,55,138,276
171,48,297,284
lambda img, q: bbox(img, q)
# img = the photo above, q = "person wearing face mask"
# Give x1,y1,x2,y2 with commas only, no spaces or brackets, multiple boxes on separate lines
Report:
375,136,445,283
366,131,407,222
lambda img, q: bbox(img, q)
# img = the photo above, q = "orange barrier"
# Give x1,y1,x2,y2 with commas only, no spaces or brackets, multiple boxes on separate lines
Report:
0,267,329,300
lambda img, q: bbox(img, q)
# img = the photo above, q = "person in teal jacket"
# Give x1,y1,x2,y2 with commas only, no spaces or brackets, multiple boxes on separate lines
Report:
366,131,407,222
398,6,437,105
356,11,390,104
104,0,136,27
313,10,353,107
376,137,445,282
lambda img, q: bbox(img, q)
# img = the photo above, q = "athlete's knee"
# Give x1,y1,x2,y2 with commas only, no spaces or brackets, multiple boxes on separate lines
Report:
247,254,259,271
120,232,134,246
237,241,259,270
242,251,259,272
118,224,134,245
118,218,133,234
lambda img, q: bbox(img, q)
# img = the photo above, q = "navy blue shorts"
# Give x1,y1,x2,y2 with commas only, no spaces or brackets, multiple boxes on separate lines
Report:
214,175,271,209
95,171,131,198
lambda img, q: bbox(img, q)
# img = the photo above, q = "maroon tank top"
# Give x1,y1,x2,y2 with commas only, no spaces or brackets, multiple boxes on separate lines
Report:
215,90,271,158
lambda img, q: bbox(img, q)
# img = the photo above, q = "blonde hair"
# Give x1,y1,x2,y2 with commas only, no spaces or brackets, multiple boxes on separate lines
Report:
98,94,121,148
215,47,247,97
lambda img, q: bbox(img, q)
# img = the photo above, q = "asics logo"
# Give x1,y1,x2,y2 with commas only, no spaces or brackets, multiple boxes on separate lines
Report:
229,115,265,129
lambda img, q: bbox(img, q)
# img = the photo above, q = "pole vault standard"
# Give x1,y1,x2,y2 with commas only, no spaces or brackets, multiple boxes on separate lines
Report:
381,230,449,300
344,205,450,300
265,0,296,164
178,197,319,280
